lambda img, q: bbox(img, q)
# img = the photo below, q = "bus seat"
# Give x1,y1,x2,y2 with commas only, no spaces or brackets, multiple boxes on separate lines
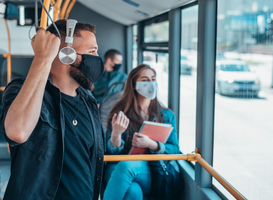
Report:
99,82,125,134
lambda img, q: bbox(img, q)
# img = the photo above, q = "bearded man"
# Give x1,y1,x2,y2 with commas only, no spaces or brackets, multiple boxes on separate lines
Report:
0,19,104,200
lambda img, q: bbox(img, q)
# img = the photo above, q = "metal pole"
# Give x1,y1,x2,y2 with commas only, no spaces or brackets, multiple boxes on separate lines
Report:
196,0,218,188
168,8,181,137
126,25,133,74
35,1,38,29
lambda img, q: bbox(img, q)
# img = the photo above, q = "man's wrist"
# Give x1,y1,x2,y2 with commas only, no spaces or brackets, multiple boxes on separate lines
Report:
32,56,54,66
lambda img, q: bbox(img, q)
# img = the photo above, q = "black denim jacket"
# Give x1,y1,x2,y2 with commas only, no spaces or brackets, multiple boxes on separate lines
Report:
0,78,105,200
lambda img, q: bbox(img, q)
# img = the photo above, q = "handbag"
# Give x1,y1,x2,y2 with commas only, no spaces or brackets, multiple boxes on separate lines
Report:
148,159,183,200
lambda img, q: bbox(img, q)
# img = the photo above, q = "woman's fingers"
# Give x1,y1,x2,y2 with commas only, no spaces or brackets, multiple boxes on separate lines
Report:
132,136,137,146
119,112,125,127
112,113,117,124
116,111,123,125
114,111,128,127
121,114,128,127
132,133,140,144
125,117,129,128
112,111,129,135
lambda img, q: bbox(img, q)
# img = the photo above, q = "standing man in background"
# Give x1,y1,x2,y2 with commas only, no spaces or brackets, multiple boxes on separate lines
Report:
1,19,104,200
93,49,128,104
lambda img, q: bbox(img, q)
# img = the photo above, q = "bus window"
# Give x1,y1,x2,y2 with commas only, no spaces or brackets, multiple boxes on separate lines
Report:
179,5,198,157
143,51,169,107
144,21,169,43
214,0,273,199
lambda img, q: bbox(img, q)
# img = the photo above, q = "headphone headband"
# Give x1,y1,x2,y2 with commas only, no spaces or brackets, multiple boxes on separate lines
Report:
65,19,77,44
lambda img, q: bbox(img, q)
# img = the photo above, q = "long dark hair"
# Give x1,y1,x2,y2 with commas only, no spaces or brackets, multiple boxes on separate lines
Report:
107,64,165,152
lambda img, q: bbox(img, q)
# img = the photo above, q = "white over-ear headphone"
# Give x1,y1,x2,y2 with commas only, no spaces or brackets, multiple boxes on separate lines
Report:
59,19,78,65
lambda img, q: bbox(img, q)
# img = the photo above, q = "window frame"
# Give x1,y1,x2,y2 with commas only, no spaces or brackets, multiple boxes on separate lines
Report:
140,13,169,53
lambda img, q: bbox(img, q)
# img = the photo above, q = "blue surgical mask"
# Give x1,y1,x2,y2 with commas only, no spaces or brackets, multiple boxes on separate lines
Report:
136,81,157,100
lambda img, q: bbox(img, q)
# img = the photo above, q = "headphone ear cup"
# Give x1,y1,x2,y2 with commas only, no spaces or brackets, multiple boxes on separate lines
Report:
59,19,78,64
59,46,77,64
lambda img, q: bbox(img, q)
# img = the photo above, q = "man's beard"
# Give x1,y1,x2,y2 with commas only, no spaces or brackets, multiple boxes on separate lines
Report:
70,67,94,91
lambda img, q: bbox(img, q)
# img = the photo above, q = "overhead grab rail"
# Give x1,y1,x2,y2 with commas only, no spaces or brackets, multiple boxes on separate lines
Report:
59,0,70,19
53,0,63,21
65,0,76,20
40,0,51,29
40,0,76,29
104,149,247,200
50,0,56,6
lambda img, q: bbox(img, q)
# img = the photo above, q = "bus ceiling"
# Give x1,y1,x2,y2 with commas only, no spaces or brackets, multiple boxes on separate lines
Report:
1,0,193,25
77,0,192,25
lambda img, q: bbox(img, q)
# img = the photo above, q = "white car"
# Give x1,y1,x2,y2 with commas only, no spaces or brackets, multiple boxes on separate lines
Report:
215,60,260,96
180,55,192,75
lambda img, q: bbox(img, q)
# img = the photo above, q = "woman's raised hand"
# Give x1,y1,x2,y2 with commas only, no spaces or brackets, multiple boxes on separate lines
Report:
112,111,129,136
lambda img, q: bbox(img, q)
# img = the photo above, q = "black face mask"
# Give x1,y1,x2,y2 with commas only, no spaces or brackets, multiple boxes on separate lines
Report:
113,63,122,71
72,54,104,83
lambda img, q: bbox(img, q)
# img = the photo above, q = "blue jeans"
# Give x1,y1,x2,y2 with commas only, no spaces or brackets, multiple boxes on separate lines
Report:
103,161,152,200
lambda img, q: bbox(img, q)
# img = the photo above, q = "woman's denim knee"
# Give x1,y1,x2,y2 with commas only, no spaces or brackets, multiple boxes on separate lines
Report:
124,182,143,200
115,161,144,177
103,161,151,200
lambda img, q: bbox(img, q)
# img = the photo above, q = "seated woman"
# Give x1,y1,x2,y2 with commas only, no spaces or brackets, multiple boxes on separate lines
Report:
103,64,180,200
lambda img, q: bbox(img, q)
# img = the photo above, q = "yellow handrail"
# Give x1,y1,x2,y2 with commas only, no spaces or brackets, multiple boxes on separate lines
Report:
40,0,51,29
104,154,189,162
195,155,247,200
53,0,63,21
50,0,56,6
3,19,11,85
65,0,76,20
1,18,12,92
59,0,70,19
104,150,247,200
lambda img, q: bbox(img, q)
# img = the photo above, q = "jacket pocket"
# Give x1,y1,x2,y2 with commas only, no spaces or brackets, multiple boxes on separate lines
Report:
39,104,61,131
22,107,61,157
